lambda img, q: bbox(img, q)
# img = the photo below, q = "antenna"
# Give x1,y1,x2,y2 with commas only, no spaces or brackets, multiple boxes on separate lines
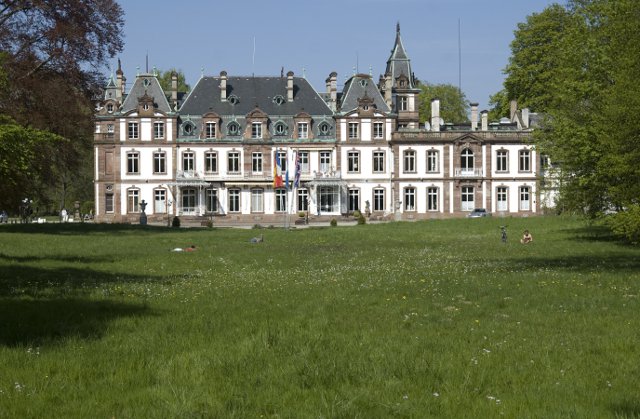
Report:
252,36,256,77
458,18,462,95
146,51,149,73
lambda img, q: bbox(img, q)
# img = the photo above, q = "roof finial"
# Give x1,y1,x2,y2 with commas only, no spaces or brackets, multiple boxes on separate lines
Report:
397,22,400,34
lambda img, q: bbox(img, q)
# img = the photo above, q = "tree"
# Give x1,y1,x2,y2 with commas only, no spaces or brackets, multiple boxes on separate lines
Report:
487,89,510,121
417,82,469,124
0,0,124,212
157,69,191,94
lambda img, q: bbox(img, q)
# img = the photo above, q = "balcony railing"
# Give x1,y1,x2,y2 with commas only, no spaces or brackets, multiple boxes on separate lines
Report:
454,168,483,177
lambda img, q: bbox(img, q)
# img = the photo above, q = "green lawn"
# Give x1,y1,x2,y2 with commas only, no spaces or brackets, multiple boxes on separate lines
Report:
1,217,639,418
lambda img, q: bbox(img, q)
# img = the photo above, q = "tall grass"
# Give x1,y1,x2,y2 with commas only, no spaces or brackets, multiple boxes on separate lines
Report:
0,217,639,418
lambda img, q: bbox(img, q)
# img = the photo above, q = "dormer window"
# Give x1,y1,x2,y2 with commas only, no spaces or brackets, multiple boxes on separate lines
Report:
274,122,287,136
297,122,309,139
143,103,150,111
360,79,368,88
227,121,240,136
273,95,285,105
143,78,150,88
228,95,239,105
182,121,195,136
106,103,114,113
251,122,263,139
318,122,330,136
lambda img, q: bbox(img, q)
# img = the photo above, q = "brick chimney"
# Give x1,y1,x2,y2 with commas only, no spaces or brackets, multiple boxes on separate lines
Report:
470,102,479,131
171,71,178,107
287,71,294,102
522,108,530,128
510,100,518,120
431,98,441,132
220,71,227,102
384,74,392,108
481,110,488,131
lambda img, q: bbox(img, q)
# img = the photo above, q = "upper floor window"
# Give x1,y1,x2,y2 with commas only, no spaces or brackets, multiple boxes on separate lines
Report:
127,151,139,174
347,151,360,173
519,149,531,172
153,151,166,174
154,122,164,139
251,122,263,139
319,151,331,172
205,122,216,139
403,149,416,173
297,122,309,139
496,150,509,172
128,122,139,140
277,150,287,172
106,103,114,113
252,152,263,173
398,96,408,111
427,150,439,173
373,122,384,139
461,148,474,171
373,151,385,173
228,151,240,173
205,151,218,173
348,122,359,139
298,151,310,173
182,151,195,172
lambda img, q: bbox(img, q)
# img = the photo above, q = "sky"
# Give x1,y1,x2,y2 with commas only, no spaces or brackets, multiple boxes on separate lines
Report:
114,0,561,112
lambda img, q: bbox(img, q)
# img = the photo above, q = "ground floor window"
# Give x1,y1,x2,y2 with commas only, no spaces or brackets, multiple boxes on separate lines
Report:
427,187,438,211
497,186,508,212
404,187,416,211
154,189,166,213
251,189,264,213
519,186,531,211
318,186,339,213
206,188,218,213
275,188,287,213
461,186,474,211
373,188,385,211
348,188,360,212
182,188,196,213
105,193,114,213
228,188,240,212
127,189,139,213
297,189,308,212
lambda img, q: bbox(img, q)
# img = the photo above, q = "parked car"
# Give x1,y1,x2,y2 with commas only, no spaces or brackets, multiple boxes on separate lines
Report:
467,208,491,218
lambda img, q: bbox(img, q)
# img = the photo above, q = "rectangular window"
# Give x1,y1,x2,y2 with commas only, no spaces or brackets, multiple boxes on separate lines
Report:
403,150,416,173
105,193,114,213
107,124,114,134
205,122,216,139
277,151,287,172
348,188,360,212
319,186,338,213
399,96,408,111
497,186,508,211
127,189,139,213
154,122,164,139
461,186,474,211
519,149,531,172
496,150,509,172
348,122,359,139
251,122,262,139
427,150,439,173
228,152,240,173
373,122,384,139
228,188,240,212
404,188,416,211
320,151,331,172
427,187,438,211
251,189,264,212
519,186,531,211
128,122,139,139
299,151,310,173
373,188,385,211
373,151,385,173
347,151,360,173
154,189,166,213
275,189,287,212
182,152,195,172
205,151,218,173
297,189,309,212
153,152,166,174
127,152,139,174
252,152,263,173
182,188,196,213
205,188,218,213
297,122,309,139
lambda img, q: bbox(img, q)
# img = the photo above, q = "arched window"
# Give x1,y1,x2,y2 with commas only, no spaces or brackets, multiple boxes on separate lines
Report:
227,121,240,136
460,148,474,173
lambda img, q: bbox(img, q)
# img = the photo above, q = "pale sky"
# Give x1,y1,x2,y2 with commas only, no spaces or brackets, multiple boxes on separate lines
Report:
115,0,561,112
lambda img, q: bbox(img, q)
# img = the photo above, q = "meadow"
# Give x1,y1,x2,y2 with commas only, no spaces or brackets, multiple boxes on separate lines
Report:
0,217,639,418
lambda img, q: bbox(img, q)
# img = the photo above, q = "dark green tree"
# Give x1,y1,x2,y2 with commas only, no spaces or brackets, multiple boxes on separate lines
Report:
417,82,469,124
157,69,191,94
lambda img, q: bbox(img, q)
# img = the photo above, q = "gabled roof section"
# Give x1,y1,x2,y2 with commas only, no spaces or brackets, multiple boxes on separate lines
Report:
385,23,417,90
179,76,333,117
339,74,390,113
120,73,172,114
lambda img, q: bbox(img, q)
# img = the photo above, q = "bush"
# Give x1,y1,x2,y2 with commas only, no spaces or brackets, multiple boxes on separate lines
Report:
353,210,361,218
607,204,640,243
357,214,366,225
205,220,213,228
172,216,181,228
330,218,337,227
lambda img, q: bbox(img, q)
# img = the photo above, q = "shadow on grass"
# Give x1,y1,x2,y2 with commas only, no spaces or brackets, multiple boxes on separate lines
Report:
508,254,640,274
0,222,196,235
0,264,167,298
0,297,153,347
0,251,115,264
562,224,620,243
611,401,640,418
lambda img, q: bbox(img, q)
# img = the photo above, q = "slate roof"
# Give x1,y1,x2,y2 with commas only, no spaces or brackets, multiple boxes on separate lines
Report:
339,74,390,113
385,23,417,90
121,74,172,114
179,76,333,117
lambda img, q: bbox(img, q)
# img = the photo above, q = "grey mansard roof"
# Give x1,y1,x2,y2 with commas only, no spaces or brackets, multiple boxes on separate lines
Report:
179,76,333,117
121,73,172,114
339,74,390,113
385,23,417,90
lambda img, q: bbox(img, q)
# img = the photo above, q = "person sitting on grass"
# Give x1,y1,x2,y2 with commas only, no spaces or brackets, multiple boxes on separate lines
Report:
171,245,197,252
520,230,533,244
